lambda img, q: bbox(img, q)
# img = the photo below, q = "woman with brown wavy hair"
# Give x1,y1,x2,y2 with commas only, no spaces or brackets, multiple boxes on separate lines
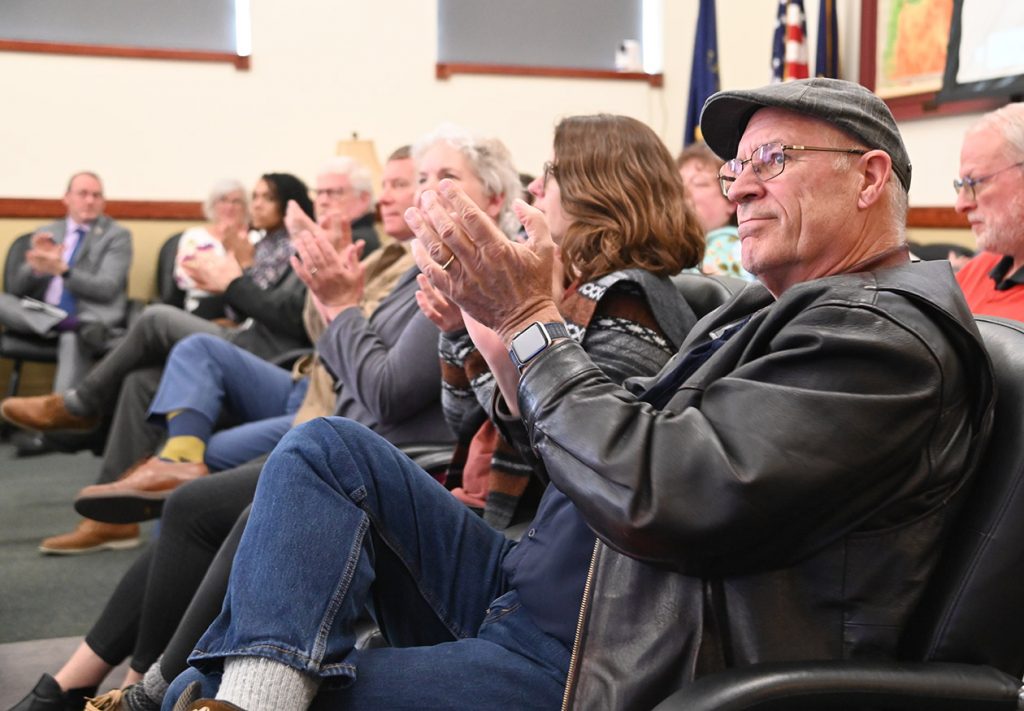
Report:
543,113,703,284
426,113,706,528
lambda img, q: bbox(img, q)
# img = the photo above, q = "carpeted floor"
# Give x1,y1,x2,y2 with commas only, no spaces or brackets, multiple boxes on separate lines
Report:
0,441,154,703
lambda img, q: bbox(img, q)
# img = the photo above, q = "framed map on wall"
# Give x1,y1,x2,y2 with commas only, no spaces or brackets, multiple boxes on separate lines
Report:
860,0,1006,119
873,0,953,98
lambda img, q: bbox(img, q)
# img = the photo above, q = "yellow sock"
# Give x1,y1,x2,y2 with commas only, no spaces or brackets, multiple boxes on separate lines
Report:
158,436,206,464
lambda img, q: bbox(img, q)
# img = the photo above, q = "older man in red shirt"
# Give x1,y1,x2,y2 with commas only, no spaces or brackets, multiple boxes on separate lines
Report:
954,103,1024,320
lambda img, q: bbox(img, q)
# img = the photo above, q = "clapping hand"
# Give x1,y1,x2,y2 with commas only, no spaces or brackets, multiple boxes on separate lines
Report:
25,232,66,276
181,250,243,293
415,273,465,333
289,216,365,323
285,202,352,249
407,179,562,346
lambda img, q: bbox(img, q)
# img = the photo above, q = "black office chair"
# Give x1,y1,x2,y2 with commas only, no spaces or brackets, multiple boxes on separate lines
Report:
157,231,186,309
653,315,1024,710
0,232,59,400
671,272,748,319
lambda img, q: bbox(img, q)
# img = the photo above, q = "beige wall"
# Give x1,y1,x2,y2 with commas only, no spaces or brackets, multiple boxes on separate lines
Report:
0,0,983,215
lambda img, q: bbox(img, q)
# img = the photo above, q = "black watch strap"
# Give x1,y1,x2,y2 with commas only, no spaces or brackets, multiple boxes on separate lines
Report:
508,321,570,373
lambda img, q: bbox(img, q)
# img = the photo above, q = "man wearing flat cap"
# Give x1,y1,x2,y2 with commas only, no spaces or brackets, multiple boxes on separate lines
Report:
167,80,994,711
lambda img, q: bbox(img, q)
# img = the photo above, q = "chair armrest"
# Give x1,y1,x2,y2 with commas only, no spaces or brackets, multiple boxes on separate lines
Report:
398,444,453,476
650,660,1022,711
266,347,314,371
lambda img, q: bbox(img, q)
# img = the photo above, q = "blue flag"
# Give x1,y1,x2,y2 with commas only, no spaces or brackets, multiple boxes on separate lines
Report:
815,0,839,78
684,0,720,146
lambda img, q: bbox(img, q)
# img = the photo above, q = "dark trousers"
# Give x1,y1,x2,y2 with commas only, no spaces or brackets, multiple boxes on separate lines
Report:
84,458,263,673
96,367,164,483
75,304,225,416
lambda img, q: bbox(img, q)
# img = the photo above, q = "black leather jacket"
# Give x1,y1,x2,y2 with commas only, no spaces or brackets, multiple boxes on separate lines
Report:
516,261,995,710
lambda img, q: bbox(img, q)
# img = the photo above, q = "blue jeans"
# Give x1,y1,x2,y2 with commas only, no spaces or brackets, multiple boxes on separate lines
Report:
148,333,307,471
169,417,570,709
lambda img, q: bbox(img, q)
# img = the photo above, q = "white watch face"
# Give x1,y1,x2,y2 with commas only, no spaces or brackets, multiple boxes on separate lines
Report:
511,323,551,363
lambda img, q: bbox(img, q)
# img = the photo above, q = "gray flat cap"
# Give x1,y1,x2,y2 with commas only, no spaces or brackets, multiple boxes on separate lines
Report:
700,78,912,191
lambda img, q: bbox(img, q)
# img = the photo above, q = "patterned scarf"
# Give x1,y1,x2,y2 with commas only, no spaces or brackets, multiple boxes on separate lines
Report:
247,226,293,289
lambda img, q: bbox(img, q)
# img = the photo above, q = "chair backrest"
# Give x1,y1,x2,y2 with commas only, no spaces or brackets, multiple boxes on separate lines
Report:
3,232,35,294
670,273,747,319
901,315,1024,676
157,231,185,307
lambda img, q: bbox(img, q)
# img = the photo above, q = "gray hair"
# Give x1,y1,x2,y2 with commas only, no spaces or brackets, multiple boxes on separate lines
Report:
203,178,248,222
320,156,375,203
885,175,908,238
828,144,907,239
413,123,522,239
970,102,1024,158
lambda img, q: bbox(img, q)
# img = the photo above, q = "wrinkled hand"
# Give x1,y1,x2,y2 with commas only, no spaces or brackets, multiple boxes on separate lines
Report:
415,273,465,333
290,226,365,321
181,251,243,293
26,232,67,276
407,180,562,346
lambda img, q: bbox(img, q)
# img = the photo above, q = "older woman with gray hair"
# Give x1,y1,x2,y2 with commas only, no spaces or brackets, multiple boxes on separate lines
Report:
172,179,250,319
412,122,523,240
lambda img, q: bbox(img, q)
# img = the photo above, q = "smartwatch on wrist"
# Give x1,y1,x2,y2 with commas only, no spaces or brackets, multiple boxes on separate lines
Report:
508,321,570,373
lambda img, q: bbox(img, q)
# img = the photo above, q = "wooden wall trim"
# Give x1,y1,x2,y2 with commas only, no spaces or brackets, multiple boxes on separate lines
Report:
436,62,663,87
0,198,203,221
0,39,250,70
0,199,965,228
907,206,968,229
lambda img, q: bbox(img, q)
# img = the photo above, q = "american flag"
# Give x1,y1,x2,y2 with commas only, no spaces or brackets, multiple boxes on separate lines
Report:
772,0,809,83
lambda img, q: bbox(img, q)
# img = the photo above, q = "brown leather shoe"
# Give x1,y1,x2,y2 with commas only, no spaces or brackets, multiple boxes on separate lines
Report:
85,687,128,711
0,393,99,431
171,682,247,711
178,700,245,711
39,519,141,555
74,457,210,523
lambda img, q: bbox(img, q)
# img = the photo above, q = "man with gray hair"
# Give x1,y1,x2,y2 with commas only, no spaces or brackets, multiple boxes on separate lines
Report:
313,156,380,257
954,102,1024,318
167,80,994,711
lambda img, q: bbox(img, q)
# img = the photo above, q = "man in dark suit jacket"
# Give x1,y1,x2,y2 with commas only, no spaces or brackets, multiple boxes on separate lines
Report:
5,171,132,391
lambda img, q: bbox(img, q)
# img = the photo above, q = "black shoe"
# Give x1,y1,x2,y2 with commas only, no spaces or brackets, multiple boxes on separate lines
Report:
11,430,53,458
8,673,97,711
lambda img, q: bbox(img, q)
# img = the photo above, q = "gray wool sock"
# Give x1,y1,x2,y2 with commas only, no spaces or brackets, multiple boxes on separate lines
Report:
219,656,319,711
140,659,170,705
123,682,161,711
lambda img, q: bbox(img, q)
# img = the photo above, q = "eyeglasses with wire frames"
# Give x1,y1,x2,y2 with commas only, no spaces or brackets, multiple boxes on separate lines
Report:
718,142,869,197
313,187,350,200
542,161,558,186
953,161,1024,201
